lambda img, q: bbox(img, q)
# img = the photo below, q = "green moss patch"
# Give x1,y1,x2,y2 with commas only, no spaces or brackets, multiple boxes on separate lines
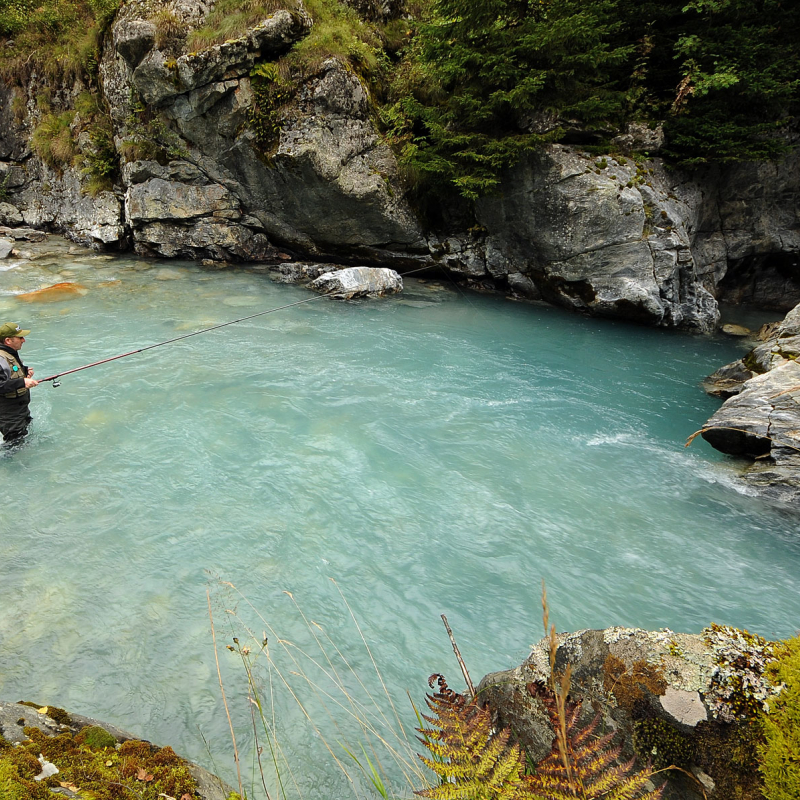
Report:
0,724,200,800
634,716,694,771
760,635,800,800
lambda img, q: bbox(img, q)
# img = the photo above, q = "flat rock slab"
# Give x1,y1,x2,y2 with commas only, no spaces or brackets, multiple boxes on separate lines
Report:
310,266,403,298
702,362,800,455
0,226,47,242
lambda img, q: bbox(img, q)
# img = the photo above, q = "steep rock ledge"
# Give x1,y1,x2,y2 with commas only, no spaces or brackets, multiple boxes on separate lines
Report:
701,302,800,501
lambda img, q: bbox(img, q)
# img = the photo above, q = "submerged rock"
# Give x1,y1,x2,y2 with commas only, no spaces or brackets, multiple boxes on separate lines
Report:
310,266,403,298
721,323,752,337
16,282,88,303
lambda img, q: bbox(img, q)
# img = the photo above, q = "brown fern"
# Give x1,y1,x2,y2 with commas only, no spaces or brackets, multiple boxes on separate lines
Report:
523,690,663,800
415,583,666,800
415,674,662,800
415,674,528,800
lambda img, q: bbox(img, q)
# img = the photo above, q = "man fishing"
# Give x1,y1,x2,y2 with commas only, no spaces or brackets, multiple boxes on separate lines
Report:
0,322,38,446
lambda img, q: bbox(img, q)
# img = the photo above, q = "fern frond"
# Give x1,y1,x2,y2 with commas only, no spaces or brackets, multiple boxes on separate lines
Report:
415,674,527,800
523,687,664,800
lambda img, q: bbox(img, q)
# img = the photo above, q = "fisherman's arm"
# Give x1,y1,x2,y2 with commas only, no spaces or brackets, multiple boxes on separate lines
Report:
0,373,25,394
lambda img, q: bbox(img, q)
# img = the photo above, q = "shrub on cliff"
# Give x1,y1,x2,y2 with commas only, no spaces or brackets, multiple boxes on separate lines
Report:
382,0,633,200
0,0,119,82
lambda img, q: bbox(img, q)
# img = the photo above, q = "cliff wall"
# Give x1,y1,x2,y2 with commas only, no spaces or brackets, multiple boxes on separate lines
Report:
0,0,798,331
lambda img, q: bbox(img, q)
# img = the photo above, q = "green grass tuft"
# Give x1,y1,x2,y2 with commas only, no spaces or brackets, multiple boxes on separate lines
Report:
186,0,284,52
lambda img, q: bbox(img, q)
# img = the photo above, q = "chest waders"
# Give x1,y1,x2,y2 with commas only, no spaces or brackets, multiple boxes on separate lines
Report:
0,350,32,443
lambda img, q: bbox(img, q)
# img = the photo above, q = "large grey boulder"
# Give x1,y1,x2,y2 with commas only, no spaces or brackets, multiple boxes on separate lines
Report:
99,0,426,263
478,626,781,800
310,266,403,297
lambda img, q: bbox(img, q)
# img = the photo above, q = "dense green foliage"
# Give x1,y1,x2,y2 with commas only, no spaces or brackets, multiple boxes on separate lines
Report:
627,0,800,166
1,0,797,201
383,0,800,198
760,636,800,800
382,0,634,198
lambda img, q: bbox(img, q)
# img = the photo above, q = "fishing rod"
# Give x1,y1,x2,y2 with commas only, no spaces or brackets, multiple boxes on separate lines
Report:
38,292,330,386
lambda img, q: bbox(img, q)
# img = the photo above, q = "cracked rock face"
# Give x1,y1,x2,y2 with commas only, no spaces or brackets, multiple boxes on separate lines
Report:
476,147,720,330
0,1,798,326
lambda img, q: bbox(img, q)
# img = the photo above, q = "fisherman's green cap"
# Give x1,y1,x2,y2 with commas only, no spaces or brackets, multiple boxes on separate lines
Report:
0,322,31,339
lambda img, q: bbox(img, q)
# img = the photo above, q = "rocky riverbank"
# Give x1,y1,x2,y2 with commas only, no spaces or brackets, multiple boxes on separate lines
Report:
700,302,800,501
477,624,793,800
0,700,234,799
0,1,798,331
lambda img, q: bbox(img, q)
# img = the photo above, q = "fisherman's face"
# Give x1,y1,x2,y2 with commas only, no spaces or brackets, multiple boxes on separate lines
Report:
3,336,24,351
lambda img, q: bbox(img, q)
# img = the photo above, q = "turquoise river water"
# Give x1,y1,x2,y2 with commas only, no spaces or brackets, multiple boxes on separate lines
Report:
1,241,799,799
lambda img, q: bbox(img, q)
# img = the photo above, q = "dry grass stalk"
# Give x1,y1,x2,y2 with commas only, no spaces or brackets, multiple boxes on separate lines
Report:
209,578,430,799
542,579,576,793
207,587,244,799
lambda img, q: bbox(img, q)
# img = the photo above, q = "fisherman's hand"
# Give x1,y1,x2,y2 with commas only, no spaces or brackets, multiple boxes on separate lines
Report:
24,377,38,388
27,368,34,377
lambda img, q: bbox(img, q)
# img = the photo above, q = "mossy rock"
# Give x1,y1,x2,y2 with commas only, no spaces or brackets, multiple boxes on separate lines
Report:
15,701,71,725
0,723,200,800
75,724,117,750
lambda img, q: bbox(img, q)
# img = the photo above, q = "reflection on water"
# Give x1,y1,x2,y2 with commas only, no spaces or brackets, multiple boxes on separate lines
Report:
1,241,799,797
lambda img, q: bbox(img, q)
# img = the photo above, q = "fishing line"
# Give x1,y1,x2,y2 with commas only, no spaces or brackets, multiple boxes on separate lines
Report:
38,264,435,386
39,292,331,386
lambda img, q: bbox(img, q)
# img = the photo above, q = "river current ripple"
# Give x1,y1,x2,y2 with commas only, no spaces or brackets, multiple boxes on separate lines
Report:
1,245,799,797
